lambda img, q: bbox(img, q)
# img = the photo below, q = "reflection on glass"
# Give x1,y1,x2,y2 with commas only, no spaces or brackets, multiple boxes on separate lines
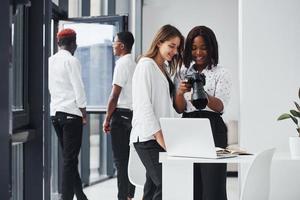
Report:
89,114,101,182
12,5,25,111
52,0,59,5
64,23,116,108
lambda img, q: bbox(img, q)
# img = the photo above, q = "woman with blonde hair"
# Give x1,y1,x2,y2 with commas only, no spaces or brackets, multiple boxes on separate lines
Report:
130,24,184,200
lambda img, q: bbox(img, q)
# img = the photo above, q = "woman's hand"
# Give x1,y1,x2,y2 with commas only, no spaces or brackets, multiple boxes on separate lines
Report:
177,80,191,96
154,130,166,150
206,93,224,113
174,80,192,113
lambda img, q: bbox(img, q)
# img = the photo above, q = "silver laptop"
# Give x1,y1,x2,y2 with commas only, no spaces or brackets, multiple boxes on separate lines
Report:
160,118,236,159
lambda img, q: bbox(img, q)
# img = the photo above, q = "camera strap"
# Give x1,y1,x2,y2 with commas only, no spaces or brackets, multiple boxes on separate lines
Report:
166,74,175,98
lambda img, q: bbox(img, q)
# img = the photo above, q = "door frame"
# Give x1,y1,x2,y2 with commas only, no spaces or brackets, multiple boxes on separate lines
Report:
50,9,128,196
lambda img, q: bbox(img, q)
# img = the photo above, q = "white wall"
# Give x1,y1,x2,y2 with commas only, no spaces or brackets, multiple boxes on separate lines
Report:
142,0,300,198
142,0,239,121
239,0,300,199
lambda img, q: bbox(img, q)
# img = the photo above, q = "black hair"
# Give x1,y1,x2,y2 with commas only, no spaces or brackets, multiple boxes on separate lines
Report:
58,36,76,47
116,31,134,52
183,26,218,69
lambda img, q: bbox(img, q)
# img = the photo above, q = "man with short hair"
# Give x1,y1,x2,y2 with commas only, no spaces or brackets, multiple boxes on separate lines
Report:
49,28,88,200
103,31,136,200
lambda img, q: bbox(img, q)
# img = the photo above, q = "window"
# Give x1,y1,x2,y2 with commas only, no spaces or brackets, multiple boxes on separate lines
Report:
12,5,29,130
71,23,115,108
61,16,125,110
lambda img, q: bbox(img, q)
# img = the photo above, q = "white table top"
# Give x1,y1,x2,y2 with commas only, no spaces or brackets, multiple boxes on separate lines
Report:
159,152,254,163
159,152,300,164
273,152,300,161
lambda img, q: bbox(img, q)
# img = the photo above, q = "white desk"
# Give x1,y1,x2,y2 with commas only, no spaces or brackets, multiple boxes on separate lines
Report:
159,152,300,200
159,152,254,200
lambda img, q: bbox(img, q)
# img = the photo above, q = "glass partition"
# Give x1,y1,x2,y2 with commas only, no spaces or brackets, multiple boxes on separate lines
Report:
62,20,121,109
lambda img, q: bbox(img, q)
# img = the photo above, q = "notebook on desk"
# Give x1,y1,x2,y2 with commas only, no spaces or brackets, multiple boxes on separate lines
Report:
160,118,237,159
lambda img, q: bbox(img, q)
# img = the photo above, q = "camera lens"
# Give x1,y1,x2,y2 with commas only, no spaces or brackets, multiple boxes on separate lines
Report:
184,72,208,109
192,98,208,110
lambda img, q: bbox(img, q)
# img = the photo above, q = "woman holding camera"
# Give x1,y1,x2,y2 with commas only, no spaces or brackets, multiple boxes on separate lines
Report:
174,26,232,200
130,24,184,200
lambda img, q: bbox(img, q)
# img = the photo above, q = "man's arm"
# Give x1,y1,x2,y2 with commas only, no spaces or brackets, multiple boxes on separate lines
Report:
102,84,122,133
68,58,87,124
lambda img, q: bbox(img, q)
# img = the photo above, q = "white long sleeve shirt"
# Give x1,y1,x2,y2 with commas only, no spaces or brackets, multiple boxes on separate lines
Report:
49,49,87,117
130,57,177,143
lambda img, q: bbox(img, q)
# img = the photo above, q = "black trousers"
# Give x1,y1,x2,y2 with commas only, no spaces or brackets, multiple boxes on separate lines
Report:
183,111,228,200
51,112,88,200
110,109,135,200
134,140,165,200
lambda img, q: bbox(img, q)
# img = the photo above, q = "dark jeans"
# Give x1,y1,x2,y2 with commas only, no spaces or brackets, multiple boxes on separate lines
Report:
134,140,166,200
183,110,228,200
110,109,135,200
51,112,88,200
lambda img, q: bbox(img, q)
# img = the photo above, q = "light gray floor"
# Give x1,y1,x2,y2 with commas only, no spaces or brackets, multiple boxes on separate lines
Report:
81,177,239,200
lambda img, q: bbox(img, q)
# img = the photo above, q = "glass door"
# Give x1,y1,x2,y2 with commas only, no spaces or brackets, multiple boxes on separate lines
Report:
60,16,126,109
50,15,127,199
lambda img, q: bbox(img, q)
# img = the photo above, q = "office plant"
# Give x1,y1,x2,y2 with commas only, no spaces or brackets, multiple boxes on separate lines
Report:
277,88,300,158
277,88,300,137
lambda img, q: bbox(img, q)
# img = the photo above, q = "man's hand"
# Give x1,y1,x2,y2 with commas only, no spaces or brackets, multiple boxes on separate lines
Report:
102,119,111,134
79,107,87,125
82,116,87,125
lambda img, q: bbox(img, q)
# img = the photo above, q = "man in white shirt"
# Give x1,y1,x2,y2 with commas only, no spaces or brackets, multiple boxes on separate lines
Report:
49,28,88,200
103,32,136,200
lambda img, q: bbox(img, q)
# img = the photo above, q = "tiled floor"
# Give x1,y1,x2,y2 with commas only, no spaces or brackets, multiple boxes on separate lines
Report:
82,177,239,200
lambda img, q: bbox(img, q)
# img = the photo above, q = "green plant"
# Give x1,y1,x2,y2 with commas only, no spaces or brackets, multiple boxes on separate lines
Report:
277,88,300,137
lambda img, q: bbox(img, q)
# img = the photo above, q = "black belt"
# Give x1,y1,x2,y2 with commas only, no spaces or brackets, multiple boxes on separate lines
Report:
183,110,222,118
115,108,132,113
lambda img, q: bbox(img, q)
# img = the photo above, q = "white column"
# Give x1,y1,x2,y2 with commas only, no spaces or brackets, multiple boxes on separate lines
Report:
90,0,105,16
239,0,300,199
90,0,115,16
116,0,129,14
68,0,82,17
129,0,142,59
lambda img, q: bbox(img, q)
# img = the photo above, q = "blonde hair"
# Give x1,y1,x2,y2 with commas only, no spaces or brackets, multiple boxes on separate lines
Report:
144,24,184,75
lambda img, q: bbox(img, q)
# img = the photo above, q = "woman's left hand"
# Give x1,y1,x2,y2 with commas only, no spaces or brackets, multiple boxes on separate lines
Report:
154,130,166,150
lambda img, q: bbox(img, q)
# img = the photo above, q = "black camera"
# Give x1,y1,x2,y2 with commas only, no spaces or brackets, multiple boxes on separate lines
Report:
185,72,208,109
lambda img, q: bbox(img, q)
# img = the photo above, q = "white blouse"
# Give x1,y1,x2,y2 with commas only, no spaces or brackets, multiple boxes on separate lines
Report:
174,64,232,113
130,57,177,143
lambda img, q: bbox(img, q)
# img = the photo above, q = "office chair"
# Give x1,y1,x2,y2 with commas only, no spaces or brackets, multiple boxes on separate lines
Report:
128,145,146,188
240,148,276,200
